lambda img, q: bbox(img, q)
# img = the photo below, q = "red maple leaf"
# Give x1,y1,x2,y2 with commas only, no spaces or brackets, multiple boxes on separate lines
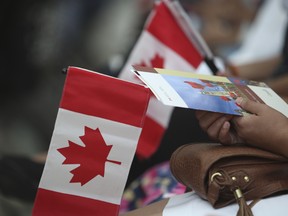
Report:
57,126,121,186
135,53,165,68
150,53,164,68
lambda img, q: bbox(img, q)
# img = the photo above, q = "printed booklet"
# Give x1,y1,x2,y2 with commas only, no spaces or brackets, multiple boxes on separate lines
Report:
132,65,288,117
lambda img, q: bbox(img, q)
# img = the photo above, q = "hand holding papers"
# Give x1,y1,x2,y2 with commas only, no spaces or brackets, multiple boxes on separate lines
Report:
132,65,288,117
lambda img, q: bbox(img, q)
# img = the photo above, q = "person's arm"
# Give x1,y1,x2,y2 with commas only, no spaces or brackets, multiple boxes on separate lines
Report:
228,55,281,80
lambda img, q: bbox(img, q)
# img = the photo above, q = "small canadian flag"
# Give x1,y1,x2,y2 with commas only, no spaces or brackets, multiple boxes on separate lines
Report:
32,67,150,216
118,0,213,158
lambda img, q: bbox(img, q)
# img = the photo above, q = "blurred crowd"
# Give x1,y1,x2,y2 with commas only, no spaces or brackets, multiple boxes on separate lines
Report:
1,0,287,215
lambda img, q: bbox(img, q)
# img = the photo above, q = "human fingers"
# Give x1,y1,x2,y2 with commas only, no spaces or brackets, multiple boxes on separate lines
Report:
235,97,266,115
204,115,233,141
196,111,228,131
195,110,207,120
217,121,233,144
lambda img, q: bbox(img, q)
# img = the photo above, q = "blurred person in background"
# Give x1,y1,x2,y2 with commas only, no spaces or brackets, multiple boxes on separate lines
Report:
226,0,288,101
181,0,260,57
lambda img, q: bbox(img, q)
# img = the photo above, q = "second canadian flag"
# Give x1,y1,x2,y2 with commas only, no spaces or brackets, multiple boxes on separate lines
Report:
118,0,213,158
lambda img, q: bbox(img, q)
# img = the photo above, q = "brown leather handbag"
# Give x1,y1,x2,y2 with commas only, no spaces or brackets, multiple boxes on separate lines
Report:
170,143,288,216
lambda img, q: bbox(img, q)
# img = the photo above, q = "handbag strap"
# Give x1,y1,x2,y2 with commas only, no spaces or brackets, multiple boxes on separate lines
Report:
235,189,254,216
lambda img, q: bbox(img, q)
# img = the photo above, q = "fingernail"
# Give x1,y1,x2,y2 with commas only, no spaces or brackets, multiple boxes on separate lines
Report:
235,97,243,106
223,121,230,129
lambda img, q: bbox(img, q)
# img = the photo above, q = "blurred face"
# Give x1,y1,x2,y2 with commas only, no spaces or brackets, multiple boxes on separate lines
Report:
183,0,254,54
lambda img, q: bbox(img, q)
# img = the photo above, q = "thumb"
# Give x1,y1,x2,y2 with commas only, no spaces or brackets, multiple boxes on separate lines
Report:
236,97,263,115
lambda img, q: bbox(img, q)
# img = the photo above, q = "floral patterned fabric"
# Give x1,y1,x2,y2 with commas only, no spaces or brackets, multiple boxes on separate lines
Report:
120,161,186,213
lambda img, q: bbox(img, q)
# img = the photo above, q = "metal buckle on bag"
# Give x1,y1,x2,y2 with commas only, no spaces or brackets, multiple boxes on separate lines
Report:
210,172,222,182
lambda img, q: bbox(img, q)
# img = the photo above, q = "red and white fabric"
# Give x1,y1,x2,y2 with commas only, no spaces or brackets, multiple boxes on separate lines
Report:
32,66,150,216
118,0,213,159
